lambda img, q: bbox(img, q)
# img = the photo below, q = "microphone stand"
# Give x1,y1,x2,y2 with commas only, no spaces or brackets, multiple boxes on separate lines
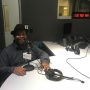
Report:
23,40,34,71
23,25,34,71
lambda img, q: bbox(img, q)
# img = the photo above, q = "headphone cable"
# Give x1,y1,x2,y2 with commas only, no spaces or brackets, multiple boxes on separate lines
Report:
66,46,90,79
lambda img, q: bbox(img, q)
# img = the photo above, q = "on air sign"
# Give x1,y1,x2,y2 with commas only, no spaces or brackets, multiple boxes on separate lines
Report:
72,12,90,19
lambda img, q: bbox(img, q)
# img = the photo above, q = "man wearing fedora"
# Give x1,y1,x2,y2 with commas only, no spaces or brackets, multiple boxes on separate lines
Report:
0,24,50,76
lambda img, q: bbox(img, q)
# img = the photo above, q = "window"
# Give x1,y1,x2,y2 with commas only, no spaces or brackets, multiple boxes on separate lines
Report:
57,0,73,19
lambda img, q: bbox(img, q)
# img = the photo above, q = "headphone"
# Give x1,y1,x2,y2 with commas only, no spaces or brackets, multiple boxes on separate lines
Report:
45,69,63,81
63,38,80,55
45,69,85,83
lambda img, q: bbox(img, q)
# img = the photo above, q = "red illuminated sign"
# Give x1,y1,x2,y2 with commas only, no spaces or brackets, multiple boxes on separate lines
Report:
72,12,90,19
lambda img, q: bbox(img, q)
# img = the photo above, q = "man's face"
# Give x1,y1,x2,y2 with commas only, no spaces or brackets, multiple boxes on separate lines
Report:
15,31,27,45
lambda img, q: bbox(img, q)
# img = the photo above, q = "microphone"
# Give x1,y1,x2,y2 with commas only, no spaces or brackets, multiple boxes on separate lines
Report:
63,38,67,47
63,38,69,51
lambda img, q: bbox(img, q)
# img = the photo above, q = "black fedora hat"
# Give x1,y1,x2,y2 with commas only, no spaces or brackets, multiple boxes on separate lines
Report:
11,24,28,36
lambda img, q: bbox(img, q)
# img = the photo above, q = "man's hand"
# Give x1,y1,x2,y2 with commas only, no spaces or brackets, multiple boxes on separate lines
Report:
41,62,50,71
13,66,26,76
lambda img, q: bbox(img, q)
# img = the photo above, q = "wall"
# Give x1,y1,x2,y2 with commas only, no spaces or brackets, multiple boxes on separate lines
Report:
21,0,90,42
2,0,90,45
21,0,58,41
0,0,5,51
2,0,20,46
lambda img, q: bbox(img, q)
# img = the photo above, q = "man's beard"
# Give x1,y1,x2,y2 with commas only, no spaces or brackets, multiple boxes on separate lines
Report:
14,39,27,50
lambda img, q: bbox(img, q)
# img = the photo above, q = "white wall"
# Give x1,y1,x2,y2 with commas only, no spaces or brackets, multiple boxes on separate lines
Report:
2,0,20,46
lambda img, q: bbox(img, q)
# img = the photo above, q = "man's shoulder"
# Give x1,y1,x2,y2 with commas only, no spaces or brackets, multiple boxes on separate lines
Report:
3,43,16,52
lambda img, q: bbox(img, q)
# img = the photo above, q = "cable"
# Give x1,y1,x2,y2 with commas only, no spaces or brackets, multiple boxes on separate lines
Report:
66,45,90,79
31,59,45,75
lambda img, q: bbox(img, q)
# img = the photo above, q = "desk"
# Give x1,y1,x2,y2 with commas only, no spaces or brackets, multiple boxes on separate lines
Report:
1,41,90,90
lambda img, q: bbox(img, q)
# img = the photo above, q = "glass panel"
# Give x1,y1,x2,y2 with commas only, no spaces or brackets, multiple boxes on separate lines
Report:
57,0,72,19
72,0,90,19
74,0,90,12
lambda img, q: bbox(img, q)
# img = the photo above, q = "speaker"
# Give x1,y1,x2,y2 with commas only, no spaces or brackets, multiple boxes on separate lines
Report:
63,23,72,37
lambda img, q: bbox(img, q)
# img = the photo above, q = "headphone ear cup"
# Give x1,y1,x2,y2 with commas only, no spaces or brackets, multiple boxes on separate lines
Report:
53,69,63,81
45,69,54,80
45,69,63,81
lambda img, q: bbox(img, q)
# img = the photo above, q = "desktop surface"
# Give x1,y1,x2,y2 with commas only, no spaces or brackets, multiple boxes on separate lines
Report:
1,41,90,90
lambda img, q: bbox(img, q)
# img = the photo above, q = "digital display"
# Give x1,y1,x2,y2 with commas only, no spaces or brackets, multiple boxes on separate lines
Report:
72,12,90,19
